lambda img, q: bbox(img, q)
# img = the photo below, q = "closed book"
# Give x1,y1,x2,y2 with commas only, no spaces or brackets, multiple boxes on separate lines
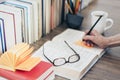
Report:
0,61,54,80
0,18,6,53
6,0,34,44
4,1,29,43
32,0,42,39
0,9,16,51
19,0,39,41
0,4,23,44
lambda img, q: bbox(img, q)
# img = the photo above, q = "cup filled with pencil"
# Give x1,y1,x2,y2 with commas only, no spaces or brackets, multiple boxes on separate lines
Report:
65,0,84,29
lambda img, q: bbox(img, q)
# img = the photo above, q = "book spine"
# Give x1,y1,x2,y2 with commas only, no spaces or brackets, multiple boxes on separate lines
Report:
0,69,28,80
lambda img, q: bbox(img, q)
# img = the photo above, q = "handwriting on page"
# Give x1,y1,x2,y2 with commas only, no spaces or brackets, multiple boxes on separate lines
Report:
74,40,93,48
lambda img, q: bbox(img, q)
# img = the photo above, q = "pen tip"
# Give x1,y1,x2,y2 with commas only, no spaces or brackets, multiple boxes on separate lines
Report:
100,15,103,17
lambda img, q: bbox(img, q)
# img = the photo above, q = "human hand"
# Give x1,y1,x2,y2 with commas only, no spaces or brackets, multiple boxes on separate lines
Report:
83,30,108,48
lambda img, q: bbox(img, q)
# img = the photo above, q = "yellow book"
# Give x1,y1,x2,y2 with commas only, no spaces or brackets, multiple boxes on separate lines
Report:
0,43,41,72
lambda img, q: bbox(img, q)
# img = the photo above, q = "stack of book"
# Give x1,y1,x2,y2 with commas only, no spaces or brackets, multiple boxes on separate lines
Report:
0,0,64,53
0,43,54,80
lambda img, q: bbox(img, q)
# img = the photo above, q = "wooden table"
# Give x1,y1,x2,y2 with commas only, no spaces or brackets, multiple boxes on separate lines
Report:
1,0,119,80
32,0,120,80
80,0,120,80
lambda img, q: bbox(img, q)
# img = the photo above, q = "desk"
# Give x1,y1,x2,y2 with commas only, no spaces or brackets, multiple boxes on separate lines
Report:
32,0,120,80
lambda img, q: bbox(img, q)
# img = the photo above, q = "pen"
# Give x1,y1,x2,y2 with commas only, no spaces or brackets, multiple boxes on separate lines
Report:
87,15,103,35
83,15,103,45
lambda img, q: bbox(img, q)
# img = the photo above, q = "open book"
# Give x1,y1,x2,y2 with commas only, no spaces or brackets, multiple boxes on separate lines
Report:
0,43,41,72
33,28,105,80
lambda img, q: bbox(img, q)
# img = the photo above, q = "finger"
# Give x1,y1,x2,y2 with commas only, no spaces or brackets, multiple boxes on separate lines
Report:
84,30,89,34
90,30,99,35
83,35,94,41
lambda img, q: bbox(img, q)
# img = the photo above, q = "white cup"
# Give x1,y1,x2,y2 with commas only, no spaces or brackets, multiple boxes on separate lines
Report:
91,11,113,34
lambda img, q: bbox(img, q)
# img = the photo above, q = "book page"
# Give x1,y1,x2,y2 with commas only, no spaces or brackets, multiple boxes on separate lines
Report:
0,52,15,71
16,57,41,71
52,28,104,57
52,28,85,42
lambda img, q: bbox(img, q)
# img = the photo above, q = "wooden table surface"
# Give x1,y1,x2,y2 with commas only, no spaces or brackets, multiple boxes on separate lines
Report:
32,0,120,80
1,0,119,80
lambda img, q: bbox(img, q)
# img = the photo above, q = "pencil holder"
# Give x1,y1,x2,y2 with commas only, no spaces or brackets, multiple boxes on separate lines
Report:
66,13,84,29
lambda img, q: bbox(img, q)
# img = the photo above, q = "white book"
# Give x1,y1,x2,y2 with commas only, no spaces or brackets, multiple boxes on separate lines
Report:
52,29,104,57
58,0,63,24
53,0,57,28
31,0,42,39
0,7,16,51
0,4,23,44
45,0,51,34
33,28,105,80
17,0,39,41
4,1,28,43
56,0,60,27
6,0,34,43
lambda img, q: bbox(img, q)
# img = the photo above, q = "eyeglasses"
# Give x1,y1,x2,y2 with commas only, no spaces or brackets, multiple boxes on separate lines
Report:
43,41,80,66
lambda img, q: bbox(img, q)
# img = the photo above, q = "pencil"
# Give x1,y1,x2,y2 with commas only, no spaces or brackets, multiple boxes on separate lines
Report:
65,0,73,14
87,15,103,35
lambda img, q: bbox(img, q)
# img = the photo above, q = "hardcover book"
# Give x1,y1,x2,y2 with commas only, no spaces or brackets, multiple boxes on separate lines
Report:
0,61,54,80
33,28,105,80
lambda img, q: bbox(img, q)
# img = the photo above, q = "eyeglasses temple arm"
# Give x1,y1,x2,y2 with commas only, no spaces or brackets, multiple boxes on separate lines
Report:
64,41,78,54
43,45,54,64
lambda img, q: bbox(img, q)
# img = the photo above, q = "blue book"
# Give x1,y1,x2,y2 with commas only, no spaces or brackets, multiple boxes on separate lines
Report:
42,0,46,37
0,18,6,53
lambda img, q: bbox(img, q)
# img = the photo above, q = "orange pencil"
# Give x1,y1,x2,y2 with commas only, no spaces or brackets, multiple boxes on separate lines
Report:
65,0,73,14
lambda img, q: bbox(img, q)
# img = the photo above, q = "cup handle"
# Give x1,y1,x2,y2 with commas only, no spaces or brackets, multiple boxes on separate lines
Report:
104,18,113,31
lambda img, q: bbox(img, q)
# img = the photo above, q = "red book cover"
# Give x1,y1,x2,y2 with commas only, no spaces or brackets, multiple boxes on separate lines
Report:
0,61,53,80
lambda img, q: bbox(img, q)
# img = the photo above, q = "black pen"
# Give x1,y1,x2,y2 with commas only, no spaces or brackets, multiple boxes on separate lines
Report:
87,15,103,35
